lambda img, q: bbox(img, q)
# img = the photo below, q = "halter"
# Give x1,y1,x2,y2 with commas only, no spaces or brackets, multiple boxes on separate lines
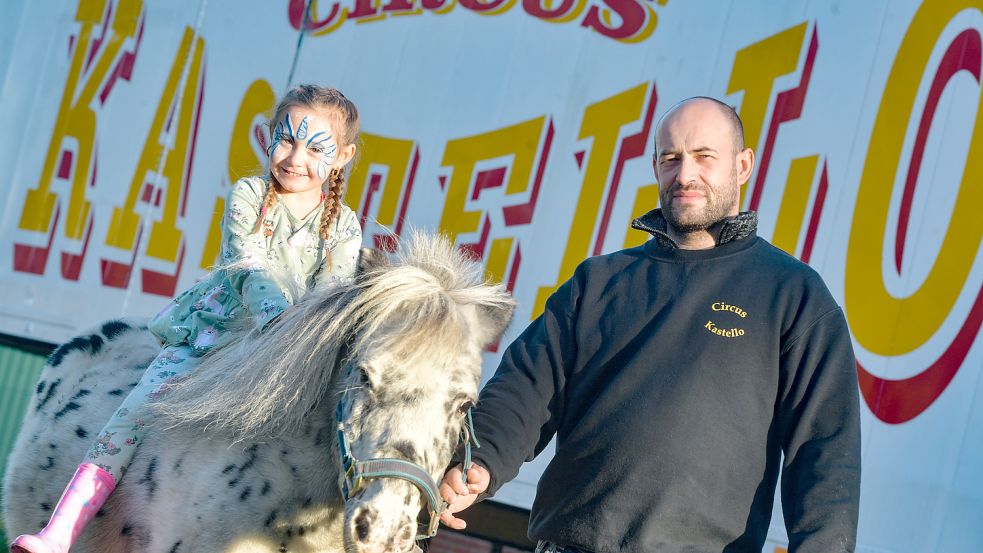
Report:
335,367,481,542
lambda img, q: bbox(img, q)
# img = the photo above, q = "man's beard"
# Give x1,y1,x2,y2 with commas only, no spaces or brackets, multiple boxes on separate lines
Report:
661,174,739,234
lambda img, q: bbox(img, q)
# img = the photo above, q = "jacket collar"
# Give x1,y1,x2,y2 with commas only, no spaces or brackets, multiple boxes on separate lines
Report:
630,208,758,249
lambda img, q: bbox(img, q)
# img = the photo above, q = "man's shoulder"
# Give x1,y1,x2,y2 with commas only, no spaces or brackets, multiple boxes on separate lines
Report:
749,238,841,318
576,243,649,274
751,238,827,282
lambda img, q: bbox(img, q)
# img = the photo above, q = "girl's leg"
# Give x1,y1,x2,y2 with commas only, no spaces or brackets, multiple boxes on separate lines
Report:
10,345,202,553
84,344,201,482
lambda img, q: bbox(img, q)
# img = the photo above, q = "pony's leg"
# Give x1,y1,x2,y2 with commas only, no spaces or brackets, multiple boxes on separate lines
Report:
9,345,202,553
9,463,115,553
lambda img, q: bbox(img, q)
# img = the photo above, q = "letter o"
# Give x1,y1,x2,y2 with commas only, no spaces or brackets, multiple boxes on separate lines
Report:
846,0,983,355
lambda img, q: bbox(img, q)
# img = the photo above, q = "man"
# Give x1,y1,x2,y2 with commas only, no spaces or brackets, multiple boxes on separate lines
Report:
439,97,861,553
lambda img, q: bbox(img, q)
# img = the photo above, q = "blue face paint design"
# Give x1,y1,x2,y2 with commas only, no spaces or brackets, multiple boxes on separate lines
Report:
269,114,296,158
307,131,339,180
296,115,309,140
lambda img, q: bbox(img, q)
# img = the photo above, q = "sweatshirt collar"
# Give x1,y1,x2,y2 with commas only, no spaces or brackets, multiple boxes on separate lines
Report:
631,208,758,250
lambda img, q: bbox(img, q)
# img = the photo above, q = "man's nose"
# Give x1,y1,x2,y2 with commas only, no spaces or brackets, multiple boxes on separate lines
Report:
677,155,699,184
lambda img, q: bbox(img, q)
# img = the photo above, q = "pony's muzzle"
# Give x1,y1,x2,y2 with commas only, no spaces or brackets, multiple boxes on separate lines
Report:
349,505,416,553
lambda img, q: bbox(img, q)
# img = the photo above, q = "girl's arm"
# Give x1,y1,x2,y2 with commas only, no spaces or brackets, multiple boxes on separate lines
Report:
222,178,292,328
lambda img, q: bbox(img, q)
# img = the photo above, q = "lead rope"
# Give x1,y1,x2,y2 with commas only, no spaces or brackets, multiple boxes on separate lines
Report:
460,408,481,483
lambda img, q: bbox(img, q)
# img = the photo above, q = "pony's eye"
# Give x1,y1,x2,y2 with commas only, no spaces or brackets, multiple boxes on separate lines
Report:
356,366,373,390
457,401,474,416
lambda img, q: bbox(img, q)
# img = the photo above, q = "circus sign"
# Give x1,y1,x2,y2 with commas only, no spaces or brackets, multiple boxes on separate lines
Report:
0,1,980,551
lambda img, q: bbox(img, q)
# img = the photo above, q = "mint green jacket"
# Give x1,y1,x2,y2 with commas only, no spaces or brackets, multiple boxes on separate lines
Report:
148,176,362,353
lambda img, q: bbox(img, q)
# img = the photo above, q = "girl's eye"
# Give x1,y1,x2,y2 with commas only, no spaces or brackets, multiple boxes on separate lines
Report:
310,145,324,154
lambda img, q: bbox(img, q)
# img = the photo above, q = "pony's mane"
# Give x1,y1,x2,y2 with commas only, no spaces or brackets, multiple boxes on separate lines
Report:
153,232,512,441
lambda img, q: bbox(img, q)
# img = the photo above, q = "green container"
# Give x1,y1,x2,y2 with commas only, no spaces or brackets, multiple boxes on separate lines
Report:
0,344,47,546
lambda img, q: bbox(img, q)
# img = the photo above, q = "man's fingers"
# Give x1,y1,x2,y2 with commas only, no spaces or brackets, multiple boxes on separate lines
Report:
464,463,491,494
440,465,470,499
439,511,467,530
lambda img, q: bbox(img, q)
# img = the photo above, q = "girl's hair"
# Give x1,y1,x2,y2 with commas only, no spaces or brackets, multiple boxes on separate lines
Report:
257,84,360,241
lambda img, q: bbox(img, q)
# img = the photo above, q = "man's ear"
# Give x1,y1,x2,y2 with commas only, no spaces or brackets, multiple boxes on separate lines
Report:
736,147,755,185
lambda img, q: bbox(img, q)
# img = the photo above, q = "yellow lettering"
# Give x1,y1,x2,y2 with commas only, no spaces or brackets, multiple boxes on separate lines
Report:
18,0,142,239
438,117,547,284
106,28,204,263
771,154,819,256
846,0,983,355
200,79,275,269
346,132,417,232
726,22,808,206
534,83,649,316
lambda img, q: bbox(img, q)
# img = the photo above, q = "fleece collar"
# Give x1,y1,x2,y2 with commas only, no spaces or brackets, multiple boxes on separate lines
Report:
630,208,758,249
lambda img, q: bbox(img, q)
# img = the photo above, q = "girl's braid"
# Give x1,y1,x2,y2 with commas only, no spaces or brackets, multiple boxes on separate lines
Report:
319,168,345,241
254,179,279,235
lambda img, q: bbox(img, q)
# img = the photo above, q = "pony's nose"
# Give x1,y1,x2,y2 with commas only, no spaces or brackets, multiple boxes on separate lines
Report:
353,507,373,542
351,506,416,552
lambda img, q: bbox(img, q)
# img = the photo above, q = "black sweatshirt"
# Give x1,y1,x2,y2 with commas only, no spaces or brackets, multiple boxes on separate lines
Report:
471,210,861,553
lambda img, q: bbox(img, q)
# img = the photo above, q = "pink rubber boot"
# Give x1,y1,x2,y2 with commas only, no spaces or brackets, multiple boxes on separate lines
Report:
9,463,116,553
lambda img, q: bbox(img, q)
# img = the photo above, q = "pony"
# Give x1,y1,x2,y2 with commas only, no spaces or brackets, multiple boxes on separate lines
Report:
3,233,515,553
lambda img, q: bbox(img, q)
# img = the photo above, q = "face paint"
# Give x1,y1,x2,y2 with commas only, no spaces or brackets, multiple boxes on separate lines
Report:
296,115,309,140
306,131,339,180
270,114,296,158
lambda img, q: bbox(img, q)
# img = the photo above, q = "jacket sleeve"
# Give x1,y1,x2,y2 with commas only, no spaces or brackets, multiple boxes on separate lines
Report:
221,179,291,327
314,207,362,290
469,268,582,496
778,306,861,553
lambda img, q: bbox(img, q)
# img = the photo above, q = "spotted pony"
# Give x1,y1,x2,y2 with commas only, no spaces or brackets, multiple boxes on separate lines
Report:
2,233,515,553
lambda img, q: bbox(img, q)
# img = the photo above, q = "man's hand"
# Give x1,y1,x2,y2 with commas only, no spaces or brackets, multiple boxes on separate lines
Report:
438,462,490,529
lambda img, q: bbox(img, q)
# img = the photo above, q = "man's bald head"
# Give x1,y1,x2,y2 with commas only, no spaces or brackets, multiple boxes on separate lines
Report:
654,96,745,155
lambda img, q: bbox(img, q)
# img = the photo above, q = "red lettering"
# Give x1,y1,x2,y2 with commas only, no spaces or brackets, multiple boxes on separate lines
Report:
288,0,344,31
382,0,416,12
348,0,381,18
421,0,452,9
522,0,577,19
459,0,511,13
580,0,647,40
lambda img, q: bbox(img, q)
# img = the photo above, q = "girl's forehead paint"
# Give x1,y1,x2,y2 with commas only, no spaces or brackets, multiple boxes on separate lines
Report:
296,115,309,140
272,114,295,141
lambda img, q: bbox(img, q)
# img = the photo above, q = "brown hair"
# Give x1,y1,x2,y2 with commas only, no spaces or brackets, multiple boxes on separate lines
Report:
256,84,360,241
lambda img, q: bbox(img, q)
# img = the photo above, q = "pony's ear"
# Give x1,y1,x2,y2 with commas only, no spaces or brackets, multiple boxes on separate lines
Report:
357,247,390,274
475,299,516,349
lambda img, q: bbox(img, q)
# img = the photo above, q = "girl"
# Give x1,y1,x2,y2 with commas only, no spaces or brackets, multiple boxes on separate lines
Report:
11,84,363,553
